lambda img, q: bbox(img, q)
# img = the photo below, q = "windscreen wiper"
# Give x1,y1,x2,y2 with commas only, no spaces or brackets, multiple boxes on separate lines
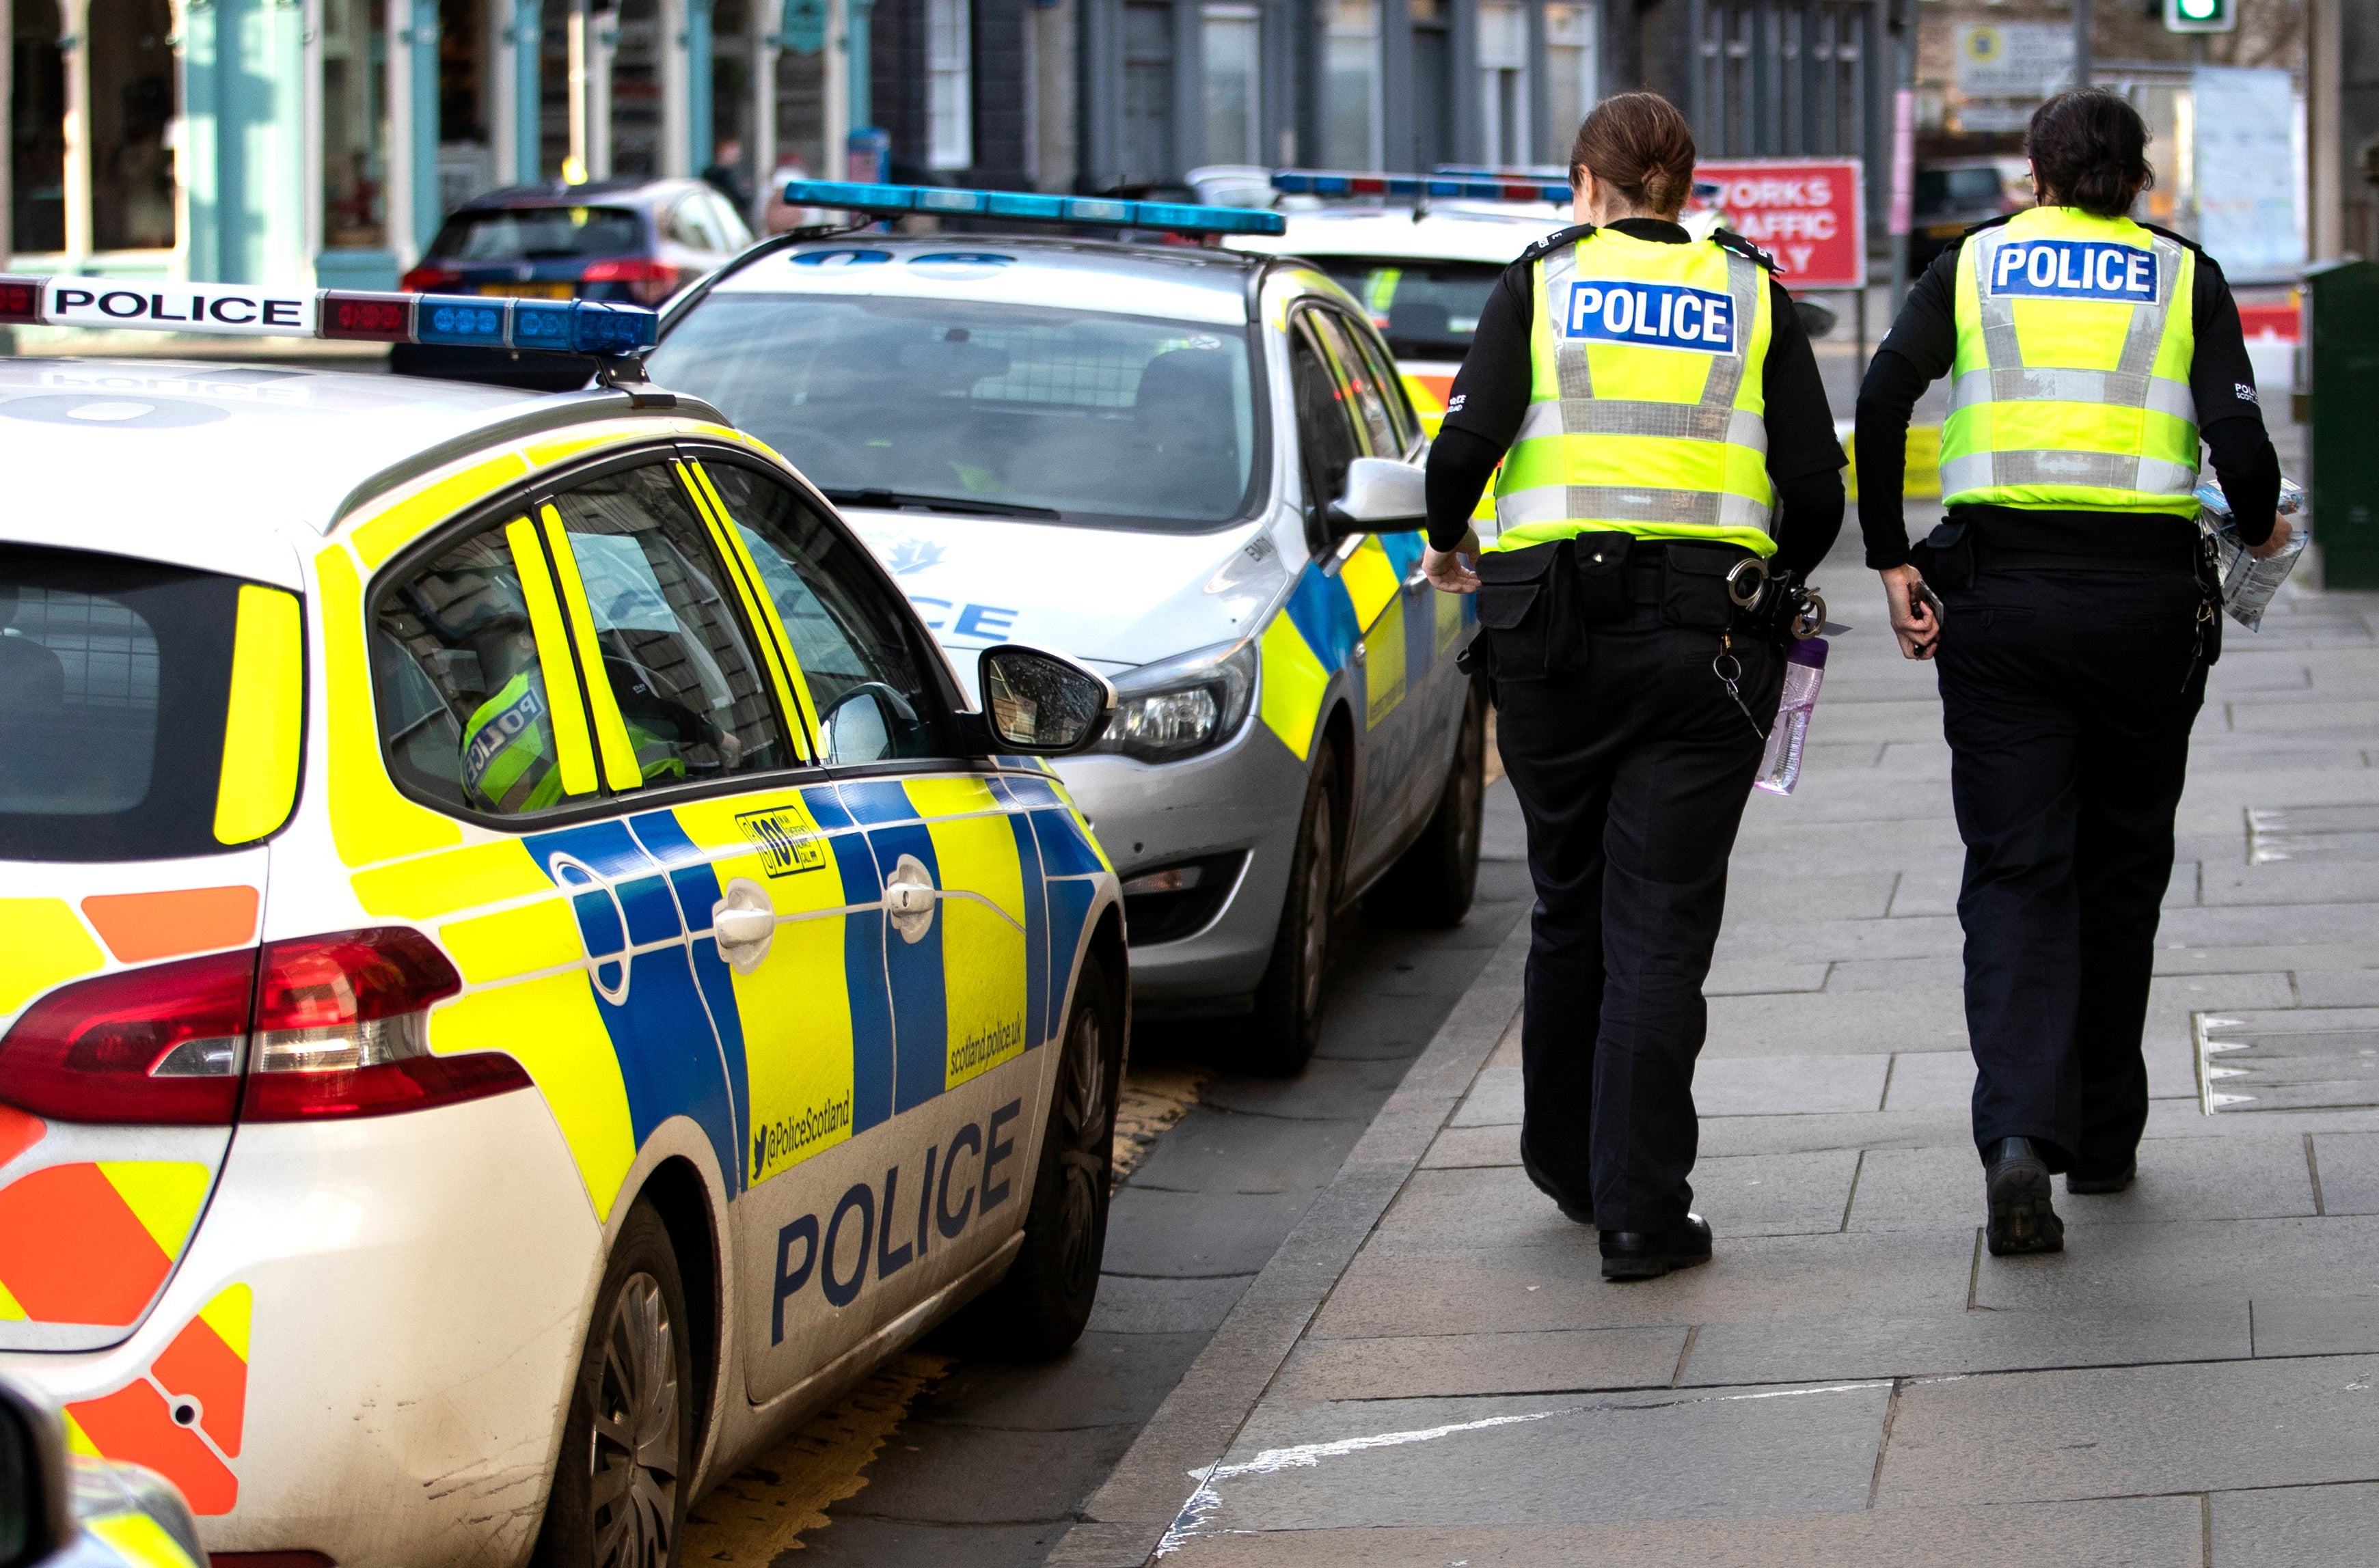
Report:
821,488,1061,521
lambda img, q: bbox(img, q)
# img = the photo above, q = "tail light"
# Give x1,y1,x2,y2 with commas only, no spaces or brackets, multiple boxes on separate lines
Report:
581,258,682,305
398,264,462,292
0,929,528,1127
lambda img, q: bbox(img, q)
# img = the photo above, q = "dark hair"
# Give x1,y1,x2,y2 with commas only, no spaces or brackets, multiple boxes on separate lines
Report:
1570,92,1697,218
2026,90,2155,219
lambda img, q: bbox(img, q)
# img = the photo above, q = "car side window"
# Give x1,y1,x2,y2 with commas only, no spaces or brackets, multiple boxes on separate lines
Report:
1307,309,1400,458
545,463,791,784
1291,322,1361,509
668,195,725,252
374,519,590,816
698,460,960,765
705,191,753,250
1350,324,1421,454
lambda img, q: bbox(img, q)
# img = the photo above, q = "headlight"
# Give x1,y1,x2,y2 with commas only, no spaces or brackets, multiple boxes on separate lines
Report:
1095,638,1259,763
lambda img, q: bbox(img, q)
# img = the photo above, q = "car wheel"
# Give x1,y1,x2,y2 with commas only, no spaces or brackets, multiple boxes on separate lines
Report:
1368,676,1486,929
949,952,1121,1361
1244,743,1342,1075
534,1202,695,1568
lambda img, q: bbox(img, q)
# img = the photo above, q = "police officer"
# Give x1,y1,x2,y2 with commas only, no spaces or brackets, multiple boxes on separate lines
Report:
1422,92,1846,1280
1855,90,2290,1255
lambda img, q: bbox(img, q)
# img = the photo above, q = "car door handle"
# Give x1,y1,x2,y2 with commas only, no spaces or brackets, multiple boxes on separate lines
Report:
713,878,778,974
885,853,936,944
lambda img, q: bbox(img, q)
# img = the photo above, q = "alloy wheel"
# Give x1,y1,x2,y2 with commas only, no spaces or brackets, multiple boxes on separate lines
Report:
1299,793,1335,1024
587,1273,681,1568
1054,993,1113,1297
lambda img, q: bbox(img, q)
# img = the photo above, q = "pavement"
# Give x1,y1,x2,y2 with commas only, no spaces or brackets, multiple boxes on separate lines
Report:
1046,523,2379,1567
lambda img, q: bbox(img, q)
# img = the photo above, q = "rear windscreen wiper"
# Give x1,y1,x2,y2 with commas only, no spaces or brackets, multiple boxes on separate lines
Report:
821,488,1061,521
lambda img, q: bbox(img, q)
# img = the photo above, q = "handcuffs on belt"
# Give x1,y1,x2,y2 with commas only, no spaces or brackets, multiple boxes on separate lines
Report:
1711,559,1829,742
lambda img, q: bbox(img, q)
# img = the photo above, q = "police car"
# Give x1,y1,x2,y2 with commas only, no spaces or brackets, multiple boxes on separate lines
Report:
0,280,1126,1568
644,184,1488,1069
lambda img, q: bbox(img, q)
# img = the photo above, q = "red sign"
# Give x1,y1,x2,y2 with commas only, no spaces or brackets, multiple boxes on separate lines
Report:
1690,159,1867,290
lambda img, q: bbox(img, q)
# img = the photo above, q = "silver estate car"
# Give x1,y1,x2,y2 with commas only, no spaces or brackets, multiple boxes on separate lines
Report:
648,224,1486,1069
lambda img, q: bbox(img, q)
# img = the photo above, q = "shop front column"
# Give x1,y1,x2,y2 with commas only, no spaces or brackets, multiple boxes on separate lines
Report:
182,0,310,284
388,0,441,261
59,0,89,264
686,0,715,174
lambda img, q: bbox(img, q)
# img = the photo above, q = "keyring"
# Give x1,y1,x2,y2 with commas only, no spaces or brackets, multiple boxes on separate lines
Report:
1713,650,1744,684
1792,588,1827,640
1724,558,1769,607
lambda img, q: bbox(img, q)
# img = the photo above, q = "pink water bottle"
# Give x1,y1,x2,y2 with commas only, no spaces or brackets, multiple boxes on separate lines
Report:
1754,638,1827,797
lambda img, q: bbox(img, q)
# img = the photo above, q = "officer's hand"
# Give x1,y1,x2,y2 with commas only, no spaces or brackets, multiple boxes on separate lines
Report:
1878,564,1938,661
2246,514,2294,560
1422,537,1482,594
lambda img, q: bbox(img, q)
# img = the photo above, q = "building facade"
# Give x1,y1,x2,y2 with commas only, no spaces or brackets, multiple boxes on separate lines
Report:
3,0,1894,291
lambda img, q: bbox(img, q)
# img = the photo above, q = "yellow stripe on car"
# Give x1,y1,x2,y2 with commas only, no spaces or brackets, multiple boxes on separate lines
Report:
213,584,304,846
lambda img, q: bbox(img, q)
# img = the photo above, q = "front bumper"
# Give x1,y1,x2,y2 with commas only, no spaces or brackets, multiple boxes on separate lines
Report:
1057,717,1311,1016
0,1090,603,1568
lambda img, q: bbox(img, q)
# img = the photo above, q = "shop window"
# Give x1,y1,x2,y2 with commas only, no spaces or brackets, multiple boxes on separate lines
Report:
90,0,175,250
1320,0,1377,170
321,0,390,249
1476,0,1527,169
11,0,64,253
927,0,973,172
1544,3,1596,159
1201,3,1260,167
1120,0,1173,185
612,0,664,180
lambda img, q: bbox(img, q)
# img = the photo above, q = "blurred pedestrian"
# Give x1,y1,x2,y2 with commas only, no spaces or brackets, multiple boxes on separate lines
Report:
703,137,753,217
1855,88,2291,1254
1421,92,1846,1280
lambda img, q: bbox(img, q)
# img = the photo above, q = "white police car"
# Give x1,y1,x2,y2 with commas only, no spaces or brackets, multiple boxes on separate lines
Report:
0,279,1126,1568
647,184,1488,1069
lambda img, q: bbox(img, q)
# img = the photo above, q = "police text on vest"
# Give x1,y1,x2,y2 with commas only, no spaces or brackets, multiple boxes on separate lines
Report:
1988,240,2157,301
1562,281,1736,353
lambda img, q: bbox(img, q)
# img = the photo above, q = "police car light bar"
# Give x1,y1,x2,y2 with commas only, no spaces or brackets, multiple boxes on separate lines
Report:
1271,169,1573,204
783,180,1289,238
0,275,658,355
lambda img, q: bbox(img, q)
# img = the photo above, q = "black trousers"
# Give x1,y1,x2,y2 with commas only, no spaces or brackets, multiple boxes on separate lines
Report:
1935,568,2207,1173
1495,607,1780,1233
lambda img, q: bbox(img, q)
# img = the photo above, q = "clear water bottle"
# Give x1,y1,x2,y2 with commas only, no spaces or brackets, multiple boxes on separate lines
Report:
1754,637,1827,797
2196,477,2308,632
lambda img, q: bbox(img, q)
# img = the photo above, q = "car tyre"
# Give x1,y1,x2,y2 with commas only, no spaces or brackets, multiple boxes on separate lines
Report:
533,1202,696,1568
1242,742,1342,1075
950,952,1122,1361
1368,676,1486,929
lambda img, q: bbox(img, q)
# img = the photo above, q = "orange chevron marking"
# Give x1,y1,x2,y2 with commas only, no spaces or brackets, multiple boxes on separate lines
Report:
80,886,260,964
0,1105,42,1168
0,1163,169,1324
151,1310,247,1458
67,1379,238,1515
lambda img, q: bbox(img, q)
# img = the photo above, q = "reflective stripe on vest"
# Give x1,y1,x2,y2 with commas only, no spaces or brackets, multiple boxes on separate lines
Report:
1492,230,1776,556
1940,207,2200,517
464,672,566,814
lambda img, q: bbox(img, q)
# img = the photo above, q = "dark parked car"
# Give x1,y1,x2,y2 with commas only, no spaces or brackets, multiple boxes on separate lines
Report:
392,176,752,389
1910,156,2031,272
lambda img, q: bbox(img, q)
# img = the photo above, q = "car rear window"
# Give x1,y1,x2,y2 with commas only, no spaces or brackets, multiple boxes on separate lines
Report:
0,545,245,862
1312,258,1503,359
429,206,644,262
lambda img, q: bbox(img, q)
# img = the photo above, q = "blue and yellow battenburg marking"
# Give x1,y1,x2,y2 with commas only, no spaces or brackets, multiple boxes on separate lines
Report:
416,771,1109,1214
1257,531,1471,760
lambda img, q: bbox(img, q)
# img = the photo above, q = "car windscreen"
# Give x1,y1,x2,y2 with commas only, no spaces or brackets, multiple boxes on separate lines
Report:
0,545,245,862
1311,258,1503,360
429,205,644,261
1914,167,2003,216
649,294,1264,533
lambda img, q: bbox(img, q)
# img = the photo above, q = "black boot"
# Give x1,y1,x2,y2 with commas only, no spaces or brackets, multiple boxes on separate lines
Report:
1984,1137,2065,1256
1600,1215,1712,1281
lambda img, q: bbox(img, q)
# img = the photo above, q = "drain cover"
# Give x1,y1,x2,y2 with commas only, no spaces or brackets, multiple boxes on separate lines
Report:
2247,804,2379,864
2197,1008,2379,1112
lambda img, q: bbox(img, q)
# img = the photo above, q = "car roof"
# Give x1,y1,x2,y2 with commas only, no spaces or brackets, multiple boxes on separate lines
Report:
1227,206,1569,265
0,359,674,586
693,233,1268,326
451,178,702,212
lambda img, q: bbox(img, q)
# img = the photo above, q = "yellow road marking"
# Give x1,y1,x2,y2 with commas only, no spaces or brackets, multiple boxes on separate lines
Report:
1113,1064,1205,1180
683,1351,955,1558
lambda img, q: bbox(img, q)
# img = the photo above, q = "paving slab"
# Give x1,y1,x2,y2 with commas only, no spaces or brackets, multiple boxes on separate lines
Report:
1373,1153,1858,1250
1874,1354,2379,1507
1881,1049,1975,1112
1178,1382,1890,1536
1277,1324,1689,1401
1696,1105,1974,1157
2309,1131,2379,1214
1848,1135,2317,1233
1702,959,1832,996
2247,1292,2379,1358
1682,1299,2249,1386
2298,969,2379,1007
1970,1215,2379,1312
1694,1052,1890,1115
1704,987,1969,1057
2212,1481,2379,1568
1160,1498,2204,1567
1087,1274,1255,1336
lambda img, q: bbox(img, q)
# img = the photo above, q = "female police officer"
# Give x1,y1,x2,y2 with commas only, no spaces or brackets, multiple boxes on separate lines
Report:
1855,90,2290,1256
1421,92,1845,1280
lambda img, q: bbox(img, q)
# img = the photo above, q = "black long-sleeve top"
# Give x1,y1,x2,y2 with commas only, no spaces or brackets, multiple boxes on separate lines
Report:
1853,213,2281,570
1422,217,1847,578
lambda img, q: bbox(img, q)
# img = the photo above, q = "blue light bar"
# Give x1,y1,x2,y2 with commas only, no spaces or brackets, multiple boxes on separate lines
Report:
1270,169,1572,204
783,180,1289,238
0,275,658,354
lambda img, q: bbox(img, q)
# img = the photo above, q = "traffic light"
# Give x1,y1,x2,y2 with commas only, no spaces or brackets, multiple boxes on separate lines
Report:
2163,0,2234,32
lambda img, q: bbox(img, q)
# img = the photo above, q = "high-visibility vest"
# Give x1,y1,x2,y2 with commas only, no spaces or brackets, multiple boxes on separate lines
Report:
1940,205,2199,517
463,671,567,814
1491,228,1775,557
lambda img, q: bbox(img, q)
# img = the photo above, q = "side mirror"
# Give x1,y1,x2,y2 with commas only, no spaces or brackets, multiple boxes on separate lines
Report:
0,1380,74,1568
1793,298,1838,340
1326,456,1427,536
977,645,1115,755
